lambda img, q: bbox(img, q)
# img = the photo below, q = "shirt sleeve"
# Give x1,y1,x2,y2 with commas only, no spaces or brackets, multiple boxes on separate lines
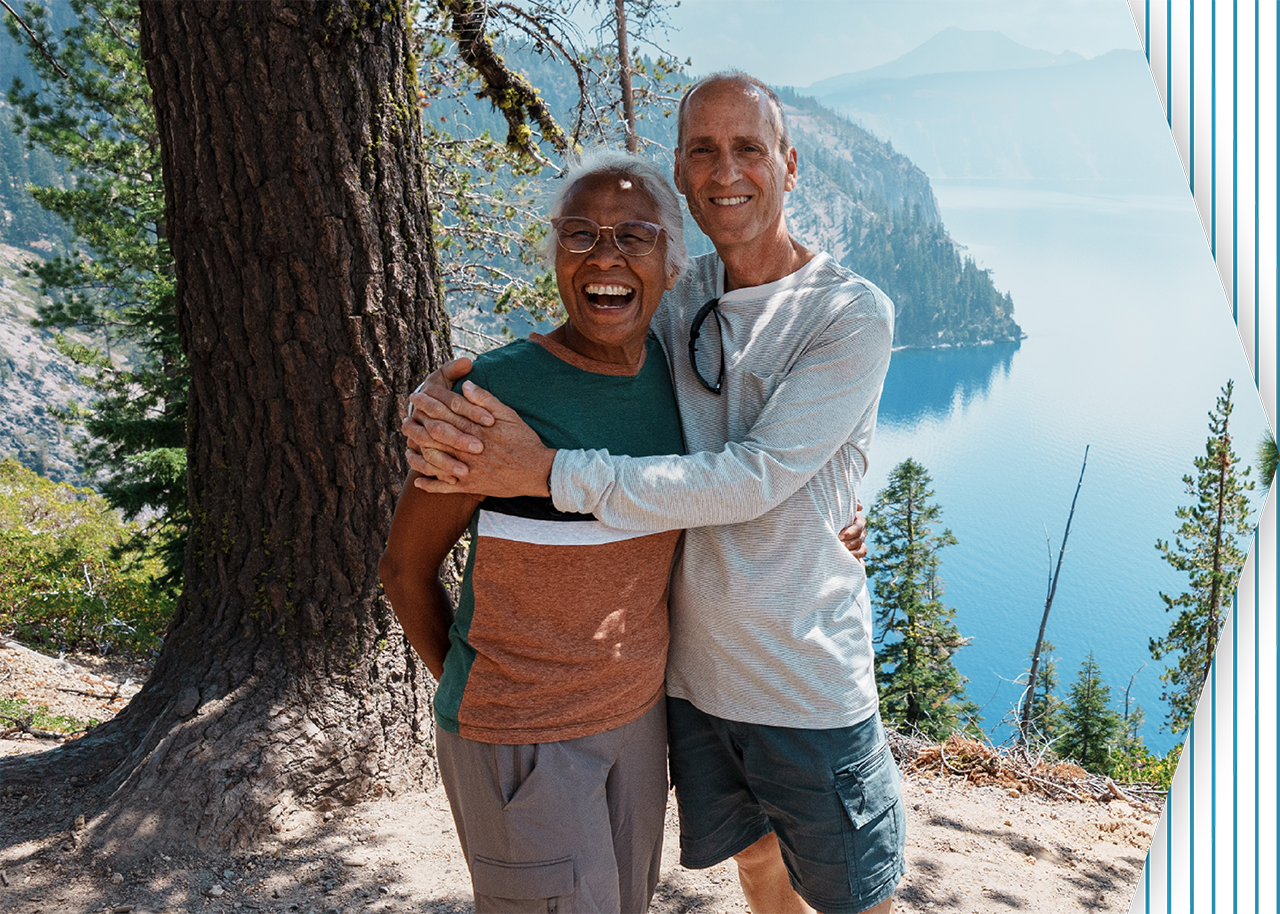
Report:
549,287,893,532
455,359,490,395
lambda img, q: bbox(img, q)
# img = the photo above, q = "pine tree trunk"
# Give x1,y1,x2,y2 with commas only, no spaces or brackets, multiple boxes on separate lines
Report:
615,0,637,153
0,0,450,856
1020,446,1088,744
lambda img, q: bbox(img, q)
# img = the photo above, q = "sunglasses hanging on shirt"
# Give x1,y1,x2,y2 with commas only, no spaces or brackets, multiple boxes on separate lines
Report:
688,297,725,395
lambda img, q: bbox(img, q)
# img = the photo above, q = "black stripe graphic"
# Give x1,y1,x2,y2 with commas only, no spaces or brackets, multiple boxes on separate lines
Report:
480,495,596,523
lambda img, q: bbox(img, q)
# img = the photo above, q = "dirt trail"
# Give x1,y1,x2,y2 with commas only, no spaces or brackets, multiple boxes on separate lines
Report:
2,641,1153,913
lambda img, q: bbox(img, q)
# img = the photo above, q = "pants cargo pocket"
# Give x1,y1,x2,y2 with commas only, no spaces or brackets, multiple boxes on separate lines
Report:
834,741,906,897
471,856,575,914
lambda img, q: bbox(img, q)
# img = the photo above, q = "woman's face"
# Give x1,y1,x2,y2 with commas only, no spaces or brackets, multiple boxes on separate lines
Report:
553,173,676,366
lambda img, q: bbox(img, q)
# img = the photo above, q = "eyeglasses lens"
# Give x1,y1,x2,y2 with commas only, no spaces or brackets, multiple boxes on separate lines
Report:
553,217,661,256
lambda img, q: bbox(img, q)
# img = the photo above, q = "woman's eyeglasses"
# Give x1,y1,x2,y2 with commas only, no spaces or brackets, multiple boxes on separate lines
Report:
551,217,665,257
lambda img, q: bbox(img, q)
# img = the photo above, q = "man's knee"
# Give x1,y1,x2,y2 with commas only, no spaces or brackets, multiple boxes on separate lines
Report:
732,833,792,892
733,831,784,870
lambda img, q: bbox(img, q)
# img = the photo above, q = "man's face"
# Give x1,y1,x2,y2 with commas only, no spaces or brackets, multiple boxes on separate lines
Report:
674,79,798,258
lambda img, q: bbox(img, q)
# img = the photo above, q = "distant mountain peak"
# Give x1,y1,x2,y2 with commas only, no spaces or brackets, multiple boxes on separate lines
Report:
807,27,1084,93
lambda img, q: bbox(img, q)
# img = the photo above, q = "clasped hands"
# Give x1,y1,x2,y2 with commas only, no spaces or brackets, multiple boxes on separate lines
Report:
401,358,555,499
400,358,869,559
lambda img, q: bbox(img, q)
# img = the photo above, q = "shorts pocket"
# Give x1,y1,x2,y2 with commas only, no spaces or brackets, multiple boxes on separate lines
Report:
495,742,540,809
834,742,905,893
472,856,574,903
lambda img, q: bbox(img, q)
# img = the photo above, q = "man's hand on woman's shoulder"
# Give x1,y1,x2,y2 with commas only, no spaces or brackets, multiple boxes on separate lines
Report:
402,358,556,499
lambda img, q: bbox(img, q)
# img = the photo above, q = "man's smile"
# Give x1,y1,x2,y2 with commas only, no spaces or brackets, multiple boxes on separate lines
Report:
711,195,751,206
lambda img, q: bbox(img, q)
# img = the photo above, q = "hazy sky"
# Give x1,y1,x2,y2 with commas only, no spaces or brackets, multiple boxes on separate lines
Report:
645,0,1142,87
619,0,1269,224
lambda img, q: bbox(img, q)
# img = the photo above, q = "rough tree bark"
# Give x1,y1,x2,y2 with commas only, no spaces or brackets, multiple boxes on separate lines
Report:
0,0,450,855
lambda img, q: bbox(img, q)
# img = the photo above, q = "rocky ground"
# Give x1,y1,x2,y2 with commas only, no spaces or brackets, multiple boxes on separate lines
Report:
1,640,1158,914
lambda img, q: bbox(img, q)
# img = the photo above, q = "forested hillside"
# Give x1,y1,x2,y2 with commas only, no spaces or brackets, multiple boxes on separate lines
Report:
460,49,1023,349
781,91,1022,348
0,105,69,248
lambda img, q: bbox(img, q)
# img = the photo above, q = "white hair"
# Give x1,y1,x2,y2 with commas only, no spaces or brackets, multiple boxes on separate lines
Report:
546,148,688,283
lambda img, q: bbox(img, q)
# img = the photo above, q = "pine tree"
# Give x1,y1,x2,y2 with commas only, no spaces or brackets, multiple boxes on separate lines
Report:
867,458,977,739
5,0,186,584
1258,429,1277,488
1059,652,1122,772
1150,381,1255,733
1024,639,1064,745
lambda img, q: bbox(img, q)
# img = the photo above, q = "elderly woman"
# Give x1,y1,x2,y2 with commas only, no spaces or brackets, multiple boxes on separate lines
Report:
379,150,687,914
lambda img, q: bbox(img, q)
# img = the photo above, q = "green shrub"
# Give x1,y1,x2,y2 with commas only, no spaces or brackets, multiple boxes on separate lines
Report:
0,457,173,656
1109,742,1183,791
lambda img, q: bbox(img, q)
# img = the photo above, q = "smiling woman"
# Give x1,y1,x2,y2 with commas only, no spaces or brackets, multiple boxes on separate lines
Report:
548,173,679,366
379,150,689,913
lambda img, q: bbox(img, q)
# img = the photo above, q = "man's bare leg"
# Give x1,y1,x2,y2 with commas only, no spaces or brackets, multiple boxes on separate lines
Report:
733,833,812,914
732,832,895,914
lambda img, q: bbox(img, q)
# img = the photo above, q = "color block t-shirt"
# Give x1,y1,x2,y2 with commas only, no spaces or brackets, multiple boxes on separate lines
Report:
434,333,685,744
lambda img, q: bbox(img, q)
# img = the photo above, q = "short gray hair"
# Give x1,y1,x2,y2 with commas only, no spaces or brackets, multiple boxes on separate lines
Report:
677,70,791,155
546,149,688,283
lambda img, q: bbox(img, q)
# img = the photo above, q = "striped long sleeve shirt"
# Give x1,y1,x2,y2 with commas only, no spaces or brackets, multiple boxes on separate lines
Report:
550,252,895,729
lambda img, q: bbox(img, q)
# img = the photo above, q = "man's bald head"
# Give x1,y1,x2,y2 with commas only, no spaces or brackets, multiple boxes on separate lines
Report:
676,71,792,156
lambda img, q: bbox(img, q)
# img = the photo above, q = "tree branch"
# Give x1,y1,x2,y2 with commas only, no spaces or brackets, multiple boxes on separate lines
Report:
1,0,71,78
85,1,137,51
438,0,569,163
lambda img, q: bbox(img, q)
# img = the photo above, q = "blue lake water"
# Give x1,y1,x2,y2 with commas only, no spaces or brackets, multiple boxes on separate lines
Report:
861,179,1269,755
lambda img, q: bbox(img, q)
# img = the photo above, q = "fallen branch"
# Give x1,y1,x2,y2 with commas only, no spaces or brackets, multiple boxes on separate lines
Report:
908,733,1165,810
1023,771,1090,803
56,686,122,701
1103,777,1134,804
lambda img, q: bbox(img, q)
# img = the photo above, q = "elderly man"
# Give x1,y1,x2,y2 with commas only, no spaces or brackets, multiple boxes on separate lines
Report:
407,72,903,914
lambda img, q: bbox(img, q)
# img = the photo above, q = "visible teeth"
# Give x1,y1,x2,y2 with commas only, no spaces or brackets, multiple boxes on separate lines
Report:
585,284,634,296
712,196,750,205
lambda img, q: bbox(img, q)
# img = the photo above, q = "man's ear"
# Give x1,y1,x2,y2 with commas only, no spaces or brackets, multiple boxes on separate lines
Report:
784,146,798,192
673,154,686,196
